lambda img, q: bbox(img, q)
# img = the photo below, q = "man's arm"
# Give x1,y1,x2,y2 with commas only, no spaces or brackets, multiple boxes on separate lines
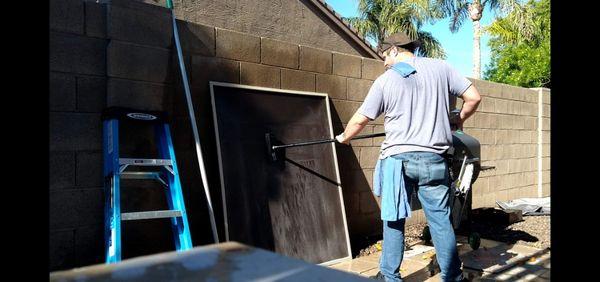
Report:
458,85,482,128
336,112,370,144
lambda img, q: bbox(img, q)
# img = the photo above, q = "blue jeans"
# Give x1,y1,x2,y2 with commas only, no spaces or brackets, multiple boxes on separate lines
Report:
379,152,463,282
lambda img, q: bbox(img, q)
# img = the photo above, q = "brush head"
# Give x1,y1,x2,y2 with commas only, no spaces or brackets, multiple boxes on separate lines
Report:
265,132,285,163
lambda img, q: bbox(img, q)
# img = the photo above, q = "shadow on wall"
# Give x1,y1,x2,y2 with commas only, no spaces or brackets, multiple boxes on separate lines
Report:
168,60,232,248
328,102,384,257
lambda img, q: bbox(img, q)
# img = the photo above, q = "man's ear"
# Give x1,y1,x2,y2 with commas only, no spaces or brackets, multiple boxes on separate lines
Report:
389,46,398,57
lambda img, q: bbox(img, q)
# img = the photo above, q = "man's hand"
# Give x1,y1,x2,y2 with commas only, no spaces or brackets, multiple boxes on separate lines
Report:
336,133,350,144
455,117,464,131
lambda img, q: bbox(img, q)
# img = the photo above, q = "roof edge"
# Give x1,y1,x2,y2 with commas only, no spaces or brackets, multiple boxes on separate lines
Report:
308,0,382,60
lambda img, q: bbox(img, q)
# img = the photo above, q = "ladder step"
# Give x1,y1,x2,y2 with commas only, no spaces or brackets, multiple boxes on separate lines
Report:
121,171,162,180
121,210,182,221
119,158,172,166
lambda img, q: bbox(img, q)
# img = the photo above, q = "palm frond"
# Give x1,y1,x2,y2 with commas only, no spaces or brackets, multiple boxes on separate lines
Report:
449,2,469,33
416,31,446,59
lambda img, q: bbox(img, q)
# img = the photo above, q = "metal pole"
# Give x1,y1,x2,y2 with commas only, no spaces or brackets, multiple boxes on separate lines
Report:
168,0,219,243
272,132,385,150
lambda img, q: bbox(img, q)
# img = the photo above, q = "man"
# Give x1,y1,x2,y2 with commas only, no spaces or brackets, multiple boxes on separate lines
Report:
335,32,481,282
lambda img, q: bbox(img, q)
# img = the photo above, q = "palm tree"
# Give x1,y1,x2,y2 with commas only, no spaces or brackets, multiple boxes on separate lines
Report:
437,0,522,78
485,0,544,45
484,0,550,87
344,0,447,59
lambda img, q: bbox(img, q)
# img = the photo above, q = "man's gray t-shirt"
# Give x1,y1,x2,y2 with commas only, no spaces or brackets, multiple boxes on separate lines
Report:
357,57,472,159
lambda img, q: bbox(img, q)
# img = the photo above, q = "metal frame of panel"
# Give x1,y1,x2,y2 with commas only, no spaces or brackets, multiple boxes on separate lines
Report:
209,81,352,265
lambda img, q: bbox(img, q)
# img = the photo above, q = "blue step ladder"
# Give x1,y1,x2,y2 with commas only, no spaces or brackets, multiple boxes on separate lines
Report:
102,107,193,263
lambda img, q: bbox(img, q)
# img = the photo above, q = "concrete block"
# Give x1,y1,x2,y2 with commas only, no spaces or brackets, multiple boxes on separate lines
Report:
216,28,260,63
500,115,512,130
507,130,518,144
542,144,550,157
76,151,103,187
85,0,107,38
50,151,76,190
176,20,215,56
359,191,378,213
500,86,512,100
543,104,550,118
107,78,173,111
75,225,104,266
50,190,79,229
50,0,84,34
462,116,475,128
529,103,538,116
373,114,385,125
281,69,315,92
495,99,508,114
499,145,510,159
330,99,360,121
332,52,362,78
336,145,362,170
542,184,550,197
50,32,107,75
508,159,520,174
77,75,107,112
261,37,299,69
51,189,104,230
50,72,77,111
50,113,102,151
316,74,347,99
359,147,380,169
474,177,489,195
191,56,240,86
481,97,495,113
493,152,506,171
240,62,280,88
108,0,172,48
542,90,550,104
524,116,535,130
479,145,490,161
49,228,75,271
519,131,531,144
495,130,507,144
373,125,385,146
107,41,172,83
542,170,550,184
542,118,550,131
80,188,105,227
342,191,360,216
482,129,495,145
111,0,168,12
299,45,332,74
347,78,373,102
362,58,385,80
348,125,372,146
506,100,516,115
542,157,550,171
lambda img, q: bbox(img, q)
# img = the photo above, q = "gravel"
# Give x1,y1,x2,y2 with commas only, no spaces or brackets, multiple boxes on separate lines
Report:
356,214,550,257
471,215,550,249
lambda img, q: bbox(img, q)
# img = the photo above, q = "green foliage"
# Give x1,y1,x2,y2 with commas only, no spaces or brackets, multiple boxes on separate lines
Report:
344,0,447,58
484,0,550,88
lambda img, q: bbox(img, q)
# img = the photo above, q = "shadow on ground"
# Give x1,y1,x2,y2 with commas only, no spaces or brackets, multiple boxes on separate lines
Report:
457,208,540,245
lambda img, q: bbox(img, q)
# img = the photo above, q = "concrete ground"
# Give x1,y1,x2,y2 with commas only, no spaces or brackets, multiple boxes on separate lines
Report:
328,236,550,281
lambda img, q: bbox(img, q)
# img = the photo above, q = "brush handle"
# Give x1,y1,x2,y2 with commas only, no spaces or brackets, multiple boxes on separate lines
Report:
350,132,386,140
272,132,385,150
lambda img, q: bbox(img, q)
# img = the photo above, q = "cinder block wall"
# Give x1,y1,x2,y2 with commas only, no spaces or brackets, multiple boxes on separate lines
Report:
50,0,109,271
49,0,551,271
460,83,551,211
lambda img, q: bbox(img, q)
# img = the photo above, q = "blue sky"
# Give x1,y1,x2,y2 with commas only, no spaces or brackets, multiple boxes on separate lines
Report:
325,0,495,78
